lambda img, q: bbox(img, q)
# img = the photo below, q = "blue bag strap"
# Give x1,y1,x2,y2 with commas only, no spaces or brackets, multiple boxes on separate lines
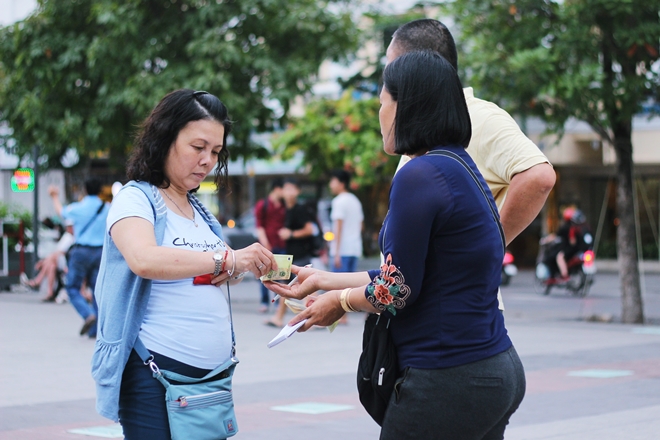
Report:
426,149,506,253
74,201,106,242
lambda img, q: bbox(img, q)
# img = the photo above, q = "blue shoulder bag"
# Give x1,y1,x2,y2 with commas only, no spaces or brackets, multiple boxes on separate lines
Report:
133,282,239,439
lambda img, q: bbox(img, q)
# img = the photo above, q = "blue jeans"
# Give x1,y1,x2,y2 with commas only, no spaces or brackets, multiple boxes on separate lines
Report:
66,245,102,336
332,256,358,273
260,247,286,305
119,349,215,440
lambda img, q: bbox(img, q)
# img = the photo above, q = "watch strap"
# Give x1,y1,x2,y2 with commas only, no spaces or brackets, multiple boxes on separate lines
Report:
213,251,224,276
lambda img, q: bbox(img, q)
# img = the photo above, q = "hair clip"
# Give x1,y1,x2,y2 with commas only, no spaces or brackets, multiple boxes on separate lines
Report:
193,90,209,98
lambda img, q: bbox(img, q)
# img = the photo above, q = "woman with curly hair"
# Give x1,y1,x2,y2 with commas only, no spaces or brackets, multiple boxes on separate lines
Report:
92,89,277,439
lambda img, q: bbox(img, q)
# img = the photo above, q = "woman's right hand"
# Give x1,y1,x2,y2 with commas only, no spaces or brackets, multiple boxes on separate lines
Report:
287,289,346,332
263,265,322,299
230,243,276,278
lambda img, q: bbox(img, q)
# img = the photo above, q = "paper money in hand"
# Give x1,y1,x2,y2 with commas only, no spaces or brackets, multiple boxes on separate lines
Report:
283,297,340,333
284,298,307,313
260,254,293,281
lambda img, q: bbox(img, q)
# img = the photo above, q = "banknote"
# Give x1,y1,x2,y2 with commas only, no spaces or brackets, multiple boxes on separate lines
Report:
260,254,293,281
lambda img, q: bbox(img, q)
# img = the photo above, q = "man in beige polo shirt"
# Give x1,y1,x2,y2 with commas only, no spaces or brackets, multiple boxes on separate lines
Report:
390,19,555,247
389,19,556,309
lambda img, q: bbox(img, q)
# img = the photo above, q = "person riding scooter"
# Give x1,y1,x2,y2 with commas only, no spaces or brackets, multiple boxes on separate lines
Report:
541,208,592,280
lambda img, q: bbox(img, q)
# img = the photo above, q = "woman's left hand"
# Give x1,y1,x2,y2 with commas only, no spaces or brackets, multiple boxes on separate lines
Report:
211,271,232,286
287,290,345,332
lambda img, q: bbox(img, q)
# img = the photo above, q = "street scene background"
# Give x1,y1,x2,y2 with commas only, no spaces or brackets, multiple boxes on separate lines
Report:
2,0,660,438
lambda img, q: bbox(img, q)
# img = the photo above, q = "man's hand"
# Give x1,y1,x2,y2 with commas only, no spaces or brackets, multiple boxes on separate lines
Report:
48,185,59,198
48,185,64,216
278,227,292,241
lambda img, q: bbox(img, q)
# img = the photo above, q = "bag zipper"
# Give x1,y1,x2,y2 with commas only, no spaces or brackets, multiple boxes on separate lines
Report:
378,367,385,386
177,390,231,407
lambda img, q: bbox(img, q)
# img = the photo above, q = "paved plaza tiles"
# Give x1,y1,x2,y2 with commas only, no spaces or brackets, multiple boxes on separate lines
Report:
1,269,660,439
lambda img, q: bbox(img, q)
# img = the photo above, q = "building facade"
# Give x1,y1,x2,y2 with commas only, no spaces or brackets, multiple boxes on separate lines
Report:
525,115,660,264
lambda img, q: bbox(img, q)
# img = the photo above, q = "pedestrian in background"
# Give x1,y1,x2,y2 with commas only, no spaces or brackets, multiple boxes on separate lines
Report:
329,170,363,273
49,179,109,338
20,218,74,302
265,178,314,327
254,178,286,312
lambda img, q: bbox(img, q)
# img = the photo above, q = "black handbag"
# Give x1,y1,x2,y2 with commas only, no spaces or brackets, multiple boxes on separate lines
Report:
356,313,398,426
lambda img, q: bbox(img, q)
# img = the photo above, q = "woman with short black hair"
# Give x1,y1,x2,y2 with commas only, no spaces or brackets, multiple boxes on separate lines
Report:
381,50,471,155
92,89,277,439
267,52,526,439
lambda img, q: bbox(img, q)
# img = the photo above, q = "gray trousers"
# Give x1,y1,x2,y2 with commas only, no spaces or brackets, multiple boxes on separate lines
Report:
380,346,526,440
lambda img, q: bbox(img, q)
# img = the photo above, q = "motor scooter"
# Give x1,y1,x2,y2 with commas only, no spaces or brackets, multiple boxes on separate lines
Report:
535,235,596,297
501,251,517,286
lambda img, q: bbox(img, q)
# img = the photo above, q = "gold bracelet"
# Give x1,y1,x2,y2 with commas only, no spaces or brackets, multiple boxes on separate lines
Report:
345,288,359,312
339,288,358,313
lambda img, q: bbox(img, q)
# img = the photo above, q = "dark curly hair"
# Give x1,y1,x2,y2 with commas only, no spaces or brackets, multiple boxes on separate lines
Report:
126,89,232,190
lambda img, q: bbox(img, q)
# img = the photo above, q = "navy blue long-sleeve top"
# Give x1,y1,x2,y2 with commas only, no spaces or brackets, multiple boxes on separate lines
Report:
366,145,511,370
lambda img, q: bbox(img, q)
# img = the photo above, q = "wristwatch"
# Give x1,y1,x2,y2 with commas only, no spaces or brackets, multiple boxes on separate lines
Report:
212,249,225,277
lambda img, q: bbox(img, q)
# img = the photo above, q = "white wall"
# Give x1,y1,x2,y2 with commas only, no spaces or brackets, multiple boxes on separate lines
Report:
0,0,36,25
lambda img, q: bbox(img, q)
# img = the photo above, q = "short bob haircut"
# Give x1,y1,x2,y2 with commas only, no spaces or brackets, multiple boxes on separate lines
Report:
382,51,471,156
126,89,232,190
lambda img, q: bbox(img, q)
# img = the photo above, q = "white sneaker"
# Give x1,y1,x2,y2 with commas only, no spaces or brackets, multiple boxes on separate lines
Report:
55,290,69,304
19,272,29,287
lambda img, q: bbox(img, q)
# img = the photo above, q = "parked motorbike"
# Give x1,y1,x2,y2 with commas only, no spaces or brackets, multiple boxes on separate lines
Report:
535,236,596,297
501,251,517,286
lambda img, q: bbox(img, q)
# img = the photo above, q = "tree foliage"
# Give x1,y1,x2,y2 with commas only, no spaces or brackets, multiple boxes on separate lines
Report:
448,0,660,323
274,89,398,188
0,0,359,171
450,0,660,139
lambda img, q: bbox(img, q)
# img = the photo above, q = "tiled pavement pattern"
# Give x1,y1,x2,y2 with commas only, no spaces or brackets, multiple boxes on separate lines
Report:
2,268,659,440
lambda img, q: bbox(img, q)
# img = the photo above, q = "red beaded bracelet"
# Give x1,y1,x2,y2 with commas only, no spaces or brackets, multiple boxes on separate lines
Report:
220,249,228,272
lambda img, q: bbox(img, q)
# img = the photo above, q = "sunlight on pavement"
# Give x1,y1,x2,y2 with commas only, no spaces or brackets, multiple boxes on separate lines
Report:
270,402,355,414
567,369,634,379
68,424,123,438
632,327,660,335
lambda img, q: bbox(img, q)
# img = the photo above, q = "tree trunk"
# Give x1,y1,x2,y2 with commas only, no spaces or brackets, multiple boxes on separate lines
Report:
613,128,644,324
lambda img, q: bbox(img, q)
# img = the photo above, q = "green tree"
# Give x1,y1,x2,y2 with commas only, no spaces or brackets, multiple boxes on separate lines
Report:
449,0,660,323
0,0,359,171
274,90,399,254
